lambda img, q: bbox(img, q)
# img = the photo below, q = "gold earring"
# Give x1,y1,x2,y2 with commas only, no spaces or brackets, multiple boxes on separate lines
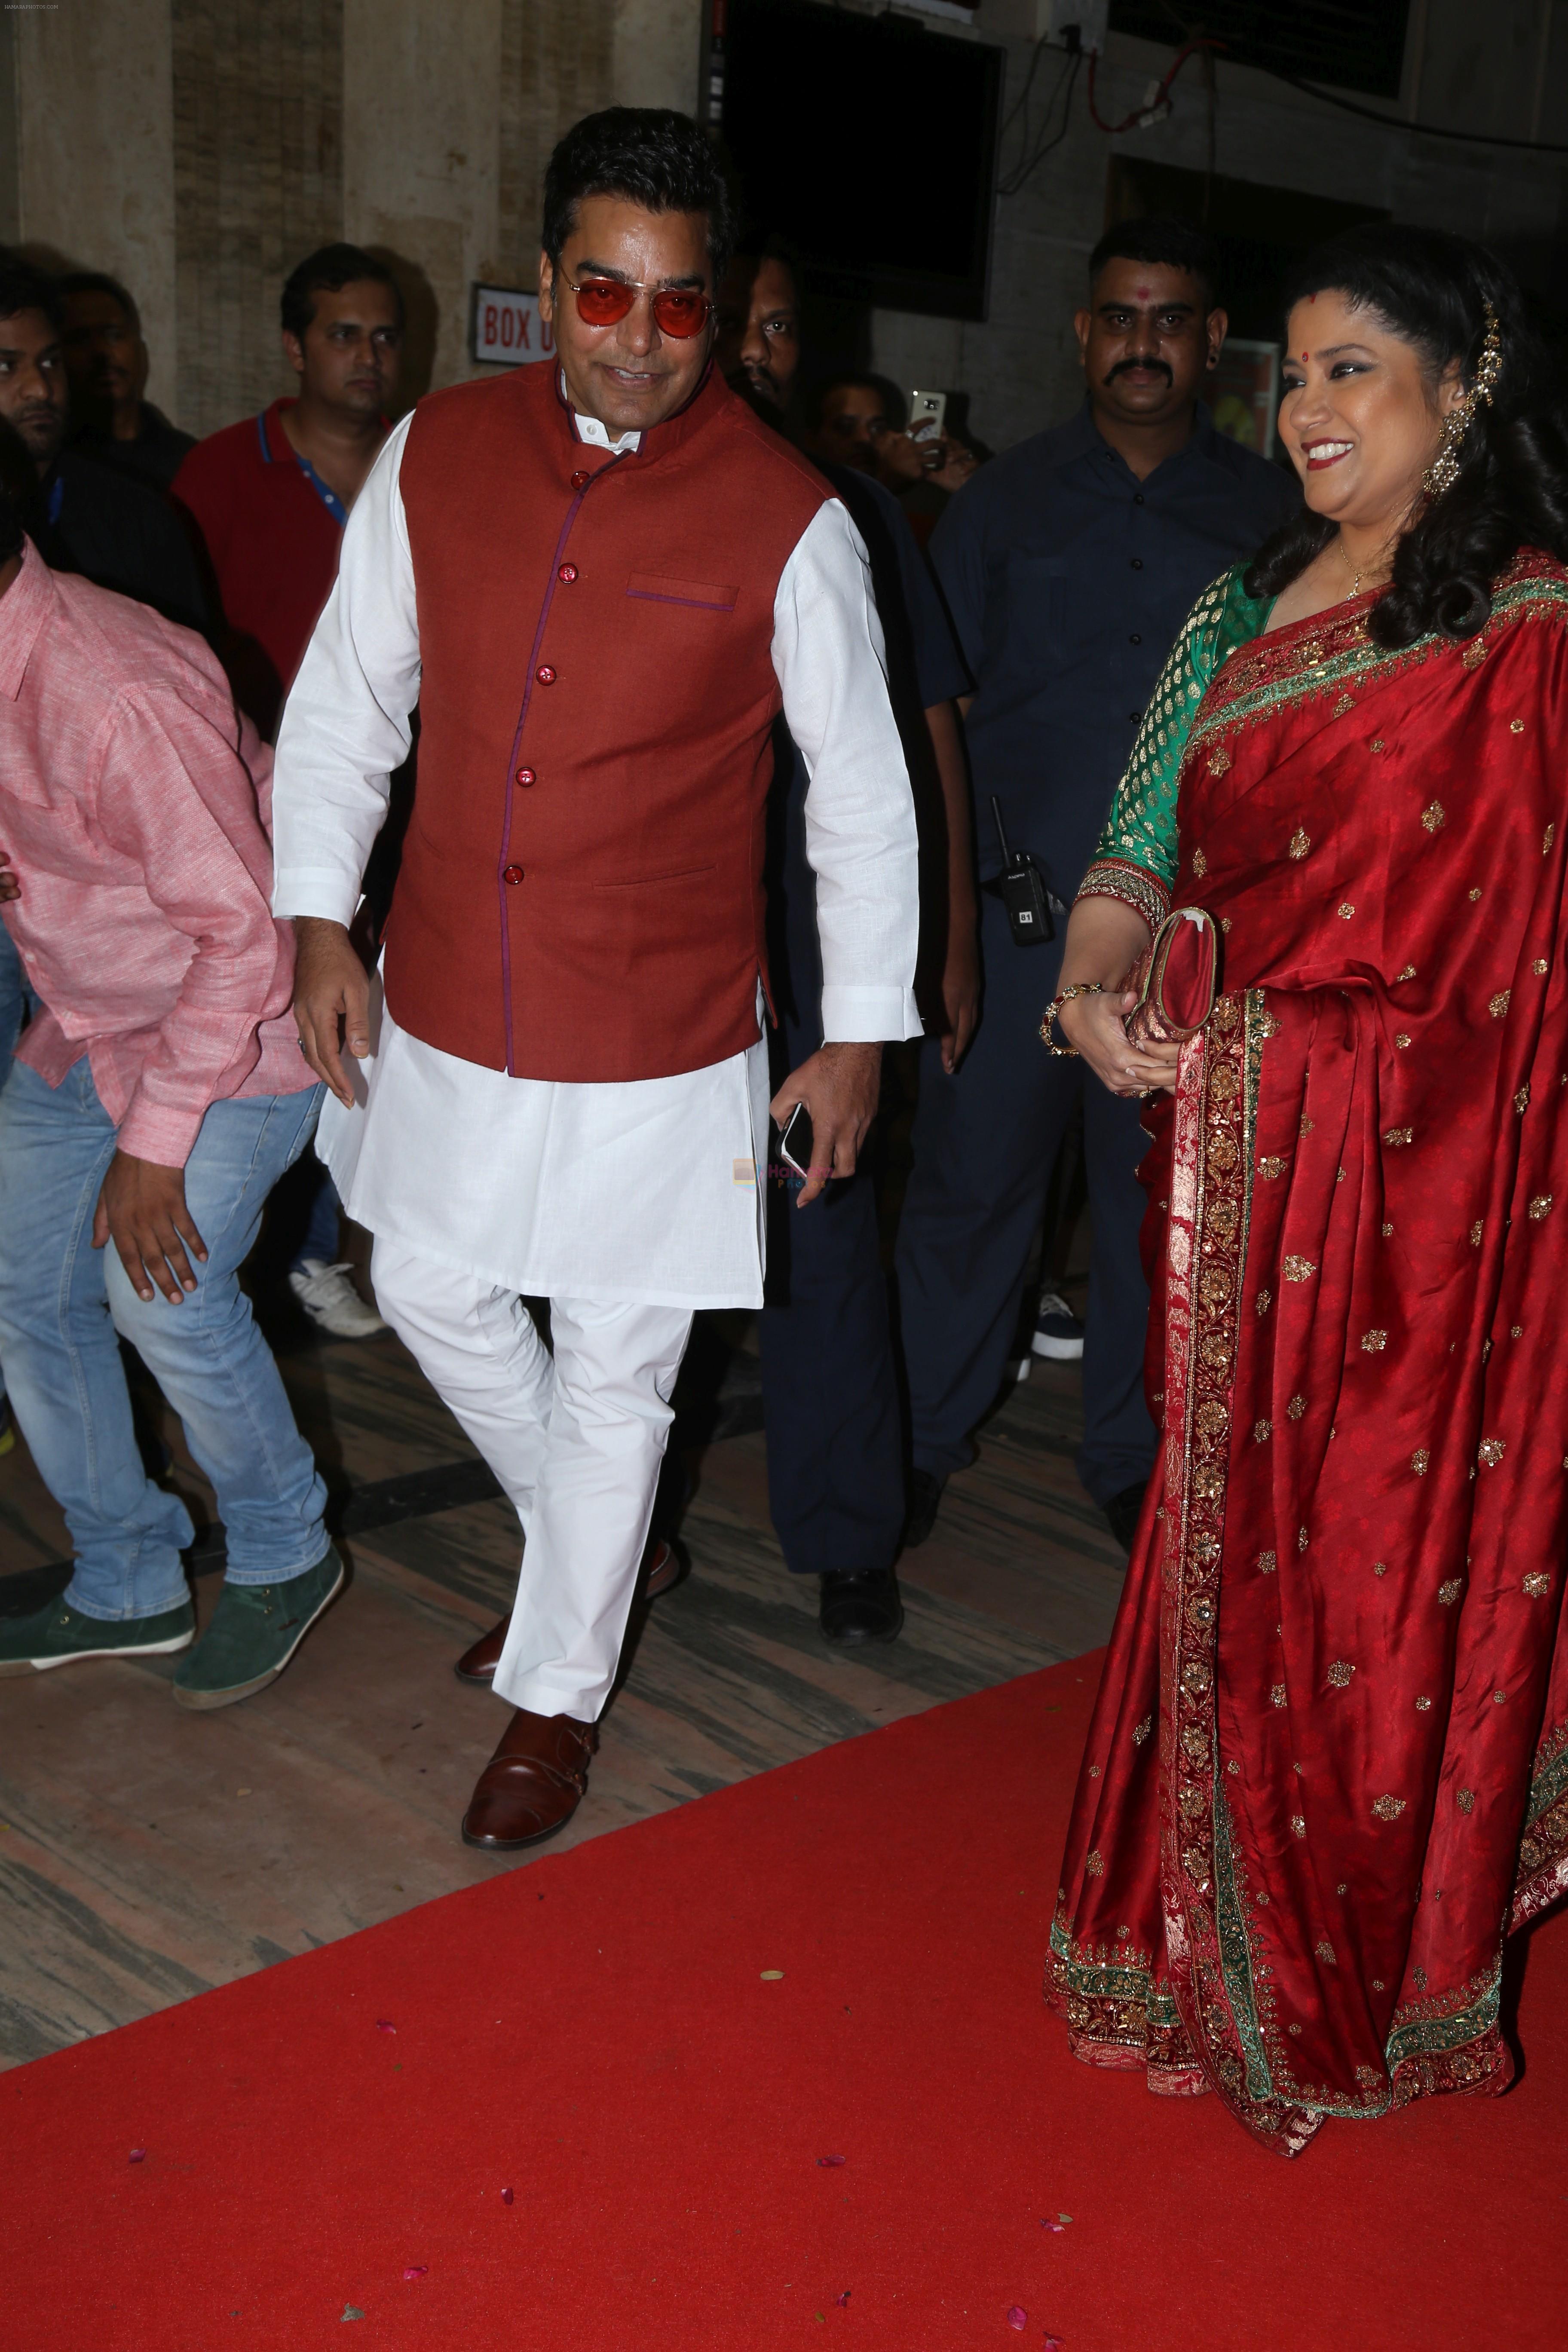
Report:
1423,301,1502,501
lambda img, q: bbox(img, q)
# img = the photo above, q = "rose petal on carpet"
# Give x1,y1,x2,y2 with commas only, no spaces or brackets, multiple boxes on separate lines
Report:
5,1654,1566,2349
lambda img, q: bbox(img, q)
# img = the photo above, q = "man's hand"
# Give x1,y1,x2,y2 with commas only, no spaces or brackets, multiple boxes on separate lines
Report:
928,437,978,495
0,850,19,903
293,915,371,1107
93,1150,208,1304
938,919,980,1075
769,1041,883,1208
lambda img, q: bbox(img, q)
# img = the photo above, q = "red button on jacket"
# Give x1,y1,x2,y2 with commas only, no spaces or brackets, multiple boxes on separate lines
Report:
535,665,556,686
514,766,536,787
502,864,524,885
570,469,590,490
557,563,578,584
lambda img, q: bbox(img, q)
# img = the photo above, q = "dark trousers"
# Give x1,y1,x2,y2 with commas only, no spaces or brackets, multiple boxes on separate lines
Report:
757,995,906,1577
757,719,906,1581
894,888,1156,1508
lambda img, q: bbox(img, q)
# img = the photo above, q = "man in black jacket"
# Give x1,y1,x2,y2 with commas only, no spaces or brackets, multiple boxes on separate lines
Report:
898,219,1299,1554
715,246,975,1642
0,259,206,633
59,270,195,492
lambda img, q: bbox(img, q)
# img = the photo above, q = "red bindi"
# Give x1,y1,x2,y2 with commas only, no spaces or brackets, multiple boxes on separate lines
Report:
1136,284,1150,300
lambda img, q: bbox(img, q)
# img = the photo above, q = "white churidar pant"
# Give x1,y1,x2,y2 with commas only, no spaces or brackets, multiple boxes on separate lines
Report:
371,1239,692,1722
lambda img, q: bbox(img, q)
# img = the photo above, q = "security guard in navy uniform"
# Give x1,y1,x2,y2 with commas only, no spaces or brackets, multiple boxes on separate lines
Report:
716,247,974,1642
897,219,1299,1552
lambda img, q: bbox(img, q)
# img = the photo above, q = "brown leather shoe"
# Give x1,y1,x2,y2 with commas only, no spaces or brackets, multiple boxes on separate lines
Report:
453,1539,680,1684
461,1706,598,1850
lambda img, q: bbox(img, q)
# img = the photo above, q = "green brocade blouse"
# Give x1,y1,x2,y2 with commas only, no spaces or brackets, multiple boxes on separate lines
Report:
1078,563,1274,934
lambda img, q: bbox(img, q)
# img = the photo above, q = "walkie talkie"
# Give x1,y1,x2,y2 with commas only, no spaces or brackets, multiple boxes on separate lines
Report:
991,796,1054,948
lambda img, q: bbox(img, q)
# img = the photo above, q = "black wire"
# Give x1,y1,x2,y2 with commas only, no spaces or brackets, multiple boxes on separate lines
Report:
998,31,1052,144
999,49,1081,196
1248,64,1568,157
997,40,1071,194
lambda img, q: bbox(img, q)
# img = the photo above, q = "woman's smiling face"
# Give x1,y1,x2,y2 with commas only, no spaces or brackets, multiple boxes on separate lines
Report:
1279,288,1462,537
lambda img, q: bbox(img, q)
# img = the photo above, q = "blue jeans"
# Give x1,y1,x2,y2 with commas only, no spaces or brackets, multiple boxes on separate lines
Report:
0,1057,329,1620
0,923,35,1414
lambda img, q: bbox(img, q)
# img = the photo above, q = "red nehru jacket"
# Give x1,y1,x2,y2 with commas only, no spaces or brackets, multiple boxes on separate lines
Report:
386,360,832,1081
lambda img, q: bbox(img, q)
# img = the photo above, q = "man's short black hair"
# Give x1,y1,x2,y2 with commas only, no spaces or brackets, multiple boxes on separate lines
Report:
0,257,62,331
803,371,907,435
1089,217,1221,309
728,231,801,284
281,244,404,342
542,107,733,284
57,269,141,333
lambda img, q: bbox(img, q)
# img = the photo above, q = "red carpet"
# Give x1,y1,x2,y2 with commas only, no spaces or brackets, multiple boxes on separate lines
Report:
6,1655,1567,2351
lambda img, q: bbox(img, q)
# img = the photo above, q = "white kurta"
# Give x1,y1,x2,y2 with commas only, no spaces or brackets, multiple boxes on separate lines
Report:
271,401,921,1310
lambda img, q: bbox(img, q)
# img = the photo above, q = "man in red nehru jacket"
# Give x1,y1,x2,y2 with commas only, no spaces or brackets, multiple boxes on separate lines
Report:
273,109,920,1850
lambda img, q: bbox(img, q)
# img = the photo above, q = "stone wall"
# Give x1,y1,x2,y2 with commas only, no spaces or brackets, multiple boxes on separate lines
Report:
870,0,1568,457
0,0,698,436
1,0,1563,451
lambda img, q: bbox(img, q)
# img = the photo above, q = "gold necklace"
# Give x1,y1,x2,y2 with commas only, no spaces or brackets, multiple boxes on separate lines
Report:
1339,536,1393,600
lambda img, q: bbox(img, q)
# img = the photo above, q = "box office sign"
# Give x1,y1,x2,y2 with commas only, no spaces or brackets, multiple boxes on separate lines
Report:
472,285,554,366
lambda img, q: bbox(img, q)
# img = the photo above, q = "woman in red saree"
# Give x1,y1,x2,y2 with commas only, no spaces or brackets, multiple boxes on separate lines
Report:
1043,226,1568,2154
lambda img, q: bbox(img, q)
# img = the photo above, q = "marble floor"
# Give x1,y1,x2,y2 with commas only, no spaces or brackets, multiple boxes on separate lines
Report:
0,1295,1124,2070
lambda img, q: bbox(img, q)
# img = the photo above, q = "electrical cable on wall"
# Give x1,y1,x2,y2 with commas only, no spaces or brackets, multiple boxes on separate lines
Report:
998,43,1082,196
1086,34,1218,135
1260,63,1568,155
1081,23,1568,159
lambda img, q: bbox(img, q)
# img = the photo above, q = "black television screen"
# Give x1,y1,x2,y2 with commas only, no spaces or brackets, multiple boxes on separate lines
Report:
721,0,1003,322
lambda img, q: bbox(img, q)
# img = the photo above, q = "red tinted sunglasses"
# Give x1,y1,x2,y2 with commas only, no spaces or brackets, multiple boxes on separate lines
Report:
565,275,712,338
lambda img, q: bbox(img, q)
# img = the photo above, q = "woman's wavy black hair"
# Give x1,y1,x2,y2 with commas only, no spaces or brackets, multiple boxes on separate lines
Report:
1244,224,1568,646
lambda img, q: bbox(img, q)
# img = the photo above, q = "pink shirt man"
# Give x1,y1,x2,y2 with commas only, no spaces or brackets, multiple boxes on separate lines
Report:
0,540,311,1163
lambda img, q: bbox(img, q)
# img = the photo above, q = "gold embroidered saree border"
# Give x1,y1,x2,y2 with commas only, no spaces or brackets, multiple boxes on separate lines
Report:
1186,553,1568,761
1076,856,1171,936
1514,1716,1568,1929
1046,1916,1184,2033
1154,987,1326,2149
1050,982,1528,2136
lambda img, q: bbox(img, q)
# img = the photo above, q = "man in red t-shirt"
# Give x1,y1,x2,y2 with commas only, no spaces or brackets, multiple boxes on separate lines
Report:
175,245,404,1339
173,243,403,742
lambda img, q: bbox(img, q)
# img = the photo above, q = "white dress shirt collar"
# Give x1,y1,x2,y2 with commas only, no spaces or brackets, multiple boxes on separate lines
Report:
562,376,641,455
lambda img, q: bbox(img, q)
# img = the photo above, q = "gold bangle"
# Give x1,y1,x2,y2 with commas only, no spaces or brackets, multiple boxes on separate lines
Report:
1040,980,1105,1056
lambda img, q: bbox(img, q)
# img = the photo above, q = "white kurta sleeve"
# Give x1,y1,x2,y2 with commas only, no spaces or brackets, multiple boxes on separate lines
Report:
271,413,421,924
771,499,922,1044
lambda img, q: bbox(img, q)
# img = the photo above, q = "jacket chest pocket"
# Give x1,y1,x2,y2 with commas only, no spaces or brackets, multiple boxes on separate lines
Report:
625,572,739,613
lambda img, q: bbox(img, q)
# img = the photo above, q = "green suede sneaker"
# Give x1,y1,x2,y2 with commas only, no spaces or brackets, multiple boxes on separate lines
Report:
171,1544,344,1712
0,1595,193,1675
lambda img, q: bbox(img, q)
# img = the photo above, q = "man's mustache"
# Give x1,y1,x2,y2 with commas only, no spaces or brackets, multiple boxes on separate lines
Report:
1106,355,1173,385
726,356,781,406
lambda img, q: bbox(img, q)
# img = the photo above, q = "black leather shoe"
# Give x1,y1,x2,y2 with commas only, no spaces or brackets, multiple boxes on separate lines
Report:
819,1568,903,1645
901,1468,945,1550
1104,1480,1148,1554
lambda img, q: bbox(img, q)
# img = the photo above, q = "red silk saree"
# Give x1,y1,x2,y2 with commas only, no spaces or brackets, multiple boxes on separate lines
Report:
1048,552,1568,2154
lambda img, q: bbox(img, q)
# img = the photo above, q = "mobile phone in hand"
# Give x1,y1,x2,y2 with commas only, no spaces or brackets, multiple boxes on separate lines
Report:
779,1101,815,1179
909,388,946,443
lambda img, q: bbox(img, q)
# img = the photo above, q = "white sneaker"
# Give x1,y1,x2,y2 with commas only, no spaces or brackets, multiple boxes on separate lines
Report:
287,1258,388,1340
1032,1289,1086,1362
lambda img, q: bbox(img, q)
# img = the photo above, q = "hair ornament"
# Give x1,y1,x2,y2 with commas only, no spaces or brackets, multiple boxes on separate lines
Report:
1423,300,1503,500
